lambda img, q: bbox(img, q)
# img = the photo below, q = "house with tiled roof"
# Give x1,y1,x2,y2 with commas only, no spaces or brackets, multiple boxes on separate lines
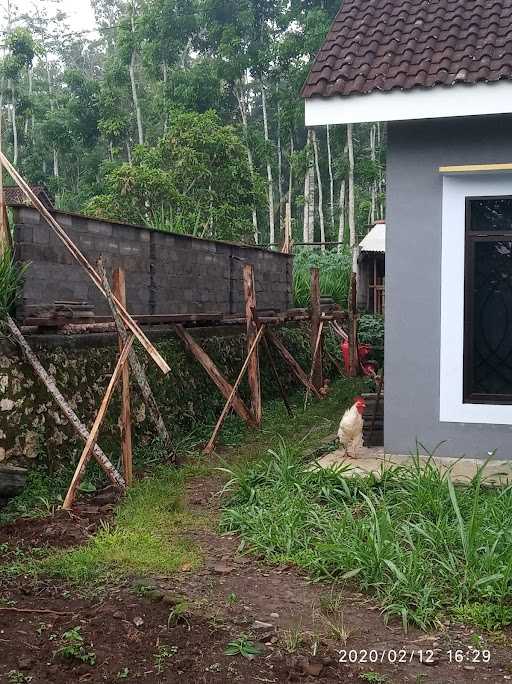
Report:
303,0,512,458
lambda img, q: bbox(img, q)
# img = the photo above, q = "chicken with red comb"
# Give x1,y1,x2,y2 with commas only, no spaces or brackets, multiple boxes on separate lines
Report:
338,397,366,458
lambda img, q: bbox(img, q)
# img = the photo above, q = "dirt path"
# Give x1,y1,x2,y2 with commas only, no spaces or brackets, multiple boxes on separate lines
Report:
1,477,512,682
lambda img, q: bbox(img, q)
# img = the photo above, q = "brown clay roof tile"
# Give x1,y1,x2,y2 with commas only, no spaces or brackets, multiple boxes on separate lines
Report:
302,0,512,98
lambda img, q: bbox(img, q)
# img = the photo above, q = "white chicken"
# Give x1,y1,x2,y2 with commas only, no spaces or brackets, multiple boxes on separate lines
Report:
338,397,366,458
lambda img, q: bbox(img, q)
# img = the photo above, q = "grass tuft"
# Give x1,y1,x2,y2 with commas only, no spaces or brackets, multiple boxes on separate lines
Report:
220,443,512,631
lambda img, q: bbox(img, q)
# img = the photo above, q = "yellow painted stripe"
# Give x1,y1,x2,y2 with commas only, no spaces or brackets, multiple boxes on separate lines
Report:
439,163,512,173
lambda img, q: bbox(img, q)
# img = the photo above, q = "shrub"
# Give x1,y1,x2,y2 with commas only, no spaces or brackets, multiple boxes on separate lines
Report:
293,248,352,308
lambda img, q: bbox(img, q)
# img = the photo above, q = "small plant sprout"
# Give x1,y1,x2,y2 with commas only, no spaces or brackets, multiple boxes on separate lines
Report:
53,626,96,665
224,636,263,659
154,644,178,674
167,600,190,628
117,668,129,679
226,592,238,606
360,673,388,683
282,624,307,654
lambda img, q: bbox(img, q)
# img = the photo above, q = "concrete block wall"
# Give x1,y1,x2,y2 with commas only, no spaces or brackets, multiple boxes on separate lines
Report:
13,207,293,318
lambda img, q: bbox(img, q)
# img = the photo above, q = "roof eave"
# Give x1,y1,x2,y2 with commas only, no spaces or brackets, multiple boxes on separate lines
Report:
305,80,512,126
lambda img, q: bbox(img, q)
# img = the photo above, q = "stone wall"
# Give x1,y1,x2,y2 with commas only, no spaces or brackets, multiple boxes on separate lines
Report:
0,325,319,466
13,207,293,319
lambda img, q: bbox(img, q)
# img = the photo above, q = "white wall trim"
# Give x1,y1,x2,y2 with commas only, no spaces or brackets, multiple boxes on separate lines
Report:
440,174,512,425
305,81,512,126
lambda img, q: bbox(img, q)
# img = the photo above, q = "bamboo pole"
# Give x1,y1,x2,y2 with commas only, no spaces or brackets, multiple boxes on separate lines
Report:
262,331,293,417
0,151,169,375
97,259,173,454
63,336,134,510
113,268,133,486
204,325,265,455
6,315,125,489
304,320,325,409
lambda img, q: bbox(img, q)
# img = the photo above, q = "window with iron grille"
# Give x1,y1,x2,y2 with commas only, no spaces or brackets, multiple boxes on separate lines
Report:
464,196,512,403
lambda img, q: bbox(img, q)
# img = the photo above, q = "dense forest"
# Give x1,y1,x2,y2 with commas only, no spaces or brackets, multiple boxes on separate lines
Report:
0,0,385,248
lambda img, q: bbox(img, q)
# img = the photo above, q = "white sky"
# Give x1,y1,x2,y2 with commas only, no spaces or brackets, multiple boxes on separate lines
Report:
3,0,97,33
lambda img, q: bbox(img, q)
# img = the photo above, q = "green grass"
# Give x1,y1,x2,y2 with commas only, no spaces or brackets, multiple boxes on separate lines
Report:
1,378,365,586
1,466,202,584
220,443,512,632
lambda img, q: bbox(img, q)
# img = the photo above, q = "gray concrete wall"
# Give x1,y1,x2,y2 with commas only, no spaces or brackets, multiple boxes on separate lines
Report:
13,207,293,318
386,114,512,459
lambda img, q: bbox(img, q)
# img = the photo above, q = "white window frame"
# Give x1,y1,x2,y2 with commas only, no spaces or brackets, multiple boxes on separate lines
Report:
440,173,512,424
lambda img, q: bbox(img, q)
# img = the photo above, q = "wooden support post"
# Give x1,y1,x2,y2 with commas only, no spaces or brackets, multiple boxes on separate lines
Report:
175,324,257,427
204,325,265,455
113,268,133,486
262,331,293,417
0,151,170,375
63,336,134,510
309,267,323,390
6,315,125,489
266,329,322,400
243,264,262,425
0,112,11,255
97,259,173,456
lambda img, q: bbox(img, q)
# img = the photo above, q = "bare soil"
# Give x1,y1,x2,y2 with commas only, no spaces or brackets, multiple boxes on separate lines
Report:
1,477,512,683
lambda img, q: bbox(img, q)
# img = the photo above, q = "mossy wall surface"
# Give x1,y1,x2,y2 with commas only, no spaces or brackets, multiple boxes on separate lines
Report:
0,325,333,467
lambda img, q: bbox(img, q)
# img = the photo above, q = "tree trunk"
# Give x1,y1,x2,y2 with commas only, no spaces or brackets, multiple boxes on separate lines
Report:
369,124,377,225
288,135,294,243
327,124,335,231
129,50,144,146
312,130,325,250
337,178,346,251
235,84,259,244
260,82,275,247
277,103,284,238
303,129,315,243
9,83,17,165
347,123,358,376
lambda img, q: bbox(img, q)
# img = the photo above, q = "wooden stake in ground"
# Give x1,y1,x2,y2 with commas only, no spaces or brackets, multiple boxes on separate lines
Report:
0,111,12,255
63,336,134,510
266,329,322,400
6,315,125,490
204,325,265,455
0,151,169,375
113,268,133,486
175,324,257,428
348,273,359,377
243,264,262,425
97,259,173,455
309,267,323,390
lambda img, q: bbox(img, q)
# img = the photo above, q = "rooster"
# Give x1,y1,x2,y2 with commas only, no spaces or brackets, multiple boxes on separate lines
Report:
338,397,366,458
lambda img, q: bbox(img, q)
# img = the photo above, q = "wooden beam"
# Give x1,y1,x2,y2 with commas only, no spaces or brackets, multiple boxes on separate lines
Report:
243,264,262,425
63,336,134,510
204,325,265,455
0,151,170,375
309,267,323,390
439,163,512,174
175,324,257,428
113,268,133,487
6,315,125,490
97,259,173,455
266,329,322,400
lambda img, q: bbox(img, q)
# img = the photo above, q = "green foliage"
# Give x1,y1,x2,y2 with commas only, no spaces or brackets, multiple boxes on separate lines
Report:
293,248,352,308
221,444,512,631
54,627,96,665
0,248,28,321
358,314,384,348
224,637,262,658
86,110,263,241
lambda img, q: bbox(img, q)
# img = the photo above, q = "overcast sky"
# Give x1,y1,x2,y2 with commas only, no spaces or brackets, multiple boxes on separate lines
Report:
3,0,97,33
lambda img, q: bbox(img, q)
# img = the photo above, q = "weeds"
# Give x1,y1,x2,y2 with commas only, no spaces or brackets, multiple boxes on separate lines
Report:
221,442,512,631
224,636,262,659
154,644,178,673
53,626,96,665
